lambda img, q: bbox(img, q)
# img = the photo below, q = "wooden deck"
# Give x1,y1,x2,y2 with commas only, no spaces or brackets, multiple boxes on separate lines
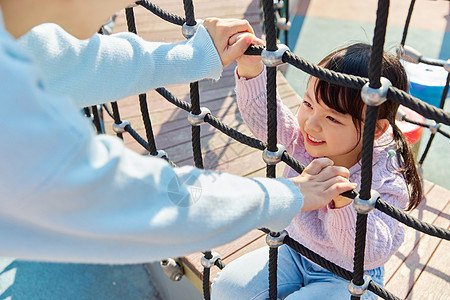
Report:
107,0,449,299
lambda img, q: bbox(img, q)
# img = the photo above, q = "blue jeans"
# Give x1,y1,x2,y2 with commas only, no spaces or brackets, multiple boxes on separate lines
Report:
211,245,384,300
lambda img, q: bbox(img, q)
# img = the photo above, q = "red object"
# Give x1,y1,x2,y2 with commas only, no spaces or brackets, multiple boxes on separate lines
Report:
395,105,425,145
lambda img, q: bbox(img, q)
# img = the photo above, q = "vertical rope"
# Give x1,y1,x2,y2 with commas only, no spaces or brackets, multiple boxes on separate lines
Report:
353,1,390,298
268,247,278,300
180,2,210,298
126,7,158,155
91,105,103,134
83,107,91,118
190,82,204,169
284,0,289,48
183,0,196,25
262,0,279,176
138,94,158,155
261,0,281,298
202,251,212,300
368,0,390,89
111,102,123,139
125,7,137,33
400,0,416,46
418,72,449,165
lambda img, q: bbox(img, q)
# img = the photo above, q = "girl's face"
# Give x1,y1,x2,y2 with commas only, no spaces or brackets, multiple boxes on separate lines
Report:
298,78,363,168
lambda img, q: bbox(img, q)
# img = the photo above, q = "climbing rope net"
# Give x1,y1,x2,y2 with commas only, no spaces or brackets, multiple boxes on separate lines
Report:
84,0,450,299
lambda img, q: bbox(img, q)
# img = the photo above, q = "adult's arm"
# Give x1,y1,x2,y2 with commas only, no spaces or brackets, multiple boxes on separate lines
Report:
0,26,302,264
18,22,222,108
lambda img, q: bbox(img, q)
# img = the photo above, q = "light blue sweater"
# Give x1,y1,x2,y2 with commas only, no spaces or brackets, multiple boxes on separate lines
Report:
0,11,303,264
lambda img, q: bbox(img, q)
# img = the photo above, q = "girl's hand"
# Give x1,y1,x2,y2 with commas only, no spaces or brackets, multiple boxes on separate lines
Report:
203,18,255,68
288,158,357,212
228,32,264,79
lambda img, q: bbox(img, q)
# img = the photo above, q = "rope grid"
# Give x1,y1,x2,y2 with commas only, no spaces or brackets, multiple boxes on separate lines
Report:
85,1,449,299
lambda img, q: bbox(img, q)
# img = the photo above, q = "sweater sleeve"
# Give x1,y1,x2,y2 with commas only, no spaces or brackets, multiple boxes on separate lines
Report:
323,163,409,269
0,23,302,264
235,66,301,154
18,22,222,108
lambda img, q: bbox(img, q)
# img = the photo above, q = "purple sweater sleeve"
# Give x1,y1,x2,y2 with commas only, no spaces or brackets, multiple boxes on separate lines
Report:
235,66,301,154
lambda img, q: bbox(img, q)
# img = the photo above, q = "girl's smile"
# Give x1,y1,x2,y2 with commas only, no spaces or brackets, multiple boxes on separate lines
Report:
298,77,363,169
306,134,325,145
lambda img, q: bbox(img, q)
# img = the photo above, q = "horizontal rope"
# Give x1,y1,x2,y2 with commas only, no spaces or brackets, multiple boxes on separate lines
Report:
419,57,447,67
243,45,450,126
402,117,450,139
137,0,185,25
375,199,450,240
284,235,400,299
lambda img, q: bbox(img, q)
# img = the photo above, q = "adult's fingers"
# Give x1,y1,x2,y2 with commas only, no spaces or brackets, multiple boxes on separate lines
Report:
222,34,254,67
228,32,264,46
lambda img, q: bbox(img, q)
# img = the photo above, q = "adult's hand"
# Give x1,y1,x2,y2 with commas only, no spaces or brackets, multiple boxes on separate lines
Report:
288,158,357,212
203,17,254,68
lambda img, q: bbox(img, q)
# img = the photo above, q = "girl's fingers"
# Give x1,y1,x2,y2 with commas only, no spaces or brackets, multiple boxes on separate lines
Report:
302,157,334,176
323,177,357,197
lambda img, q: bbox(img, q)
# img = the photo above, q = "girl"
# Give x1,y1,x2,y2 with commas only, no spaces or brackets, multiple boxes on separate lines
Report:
211,41,423,299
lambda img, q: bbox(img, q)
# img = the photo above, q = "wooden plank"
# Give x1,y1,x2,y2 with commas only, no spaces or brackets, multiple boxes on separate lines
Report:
385,184,450,299
384,181,439,281
406,229,450,299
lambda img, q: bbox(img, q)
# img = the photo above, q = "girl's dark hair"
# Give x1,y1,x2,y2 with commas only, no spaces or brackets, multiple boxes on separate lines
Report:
314,42,422,210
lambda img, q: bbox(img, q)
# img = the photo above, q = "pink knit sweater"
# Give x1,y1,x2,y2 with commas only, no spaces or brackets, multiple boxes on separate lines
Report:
235,66,409,271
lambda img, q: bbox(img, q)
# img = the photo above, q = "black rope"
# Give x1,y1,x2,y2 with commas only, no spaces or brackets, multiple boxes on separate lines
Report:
352,2,390,297
137,0,185,25
243,46,450,126
179,2,211,297
284,235,401,299
284,0,289,47
83,107,91,118
418,133,436,166
284,235,353,280
368,0,389,89
110,101,123,139
368,281,401,300
91,105,103,134
268,247,278,300
189,82,204,169
214,258,225,270
418,72,450,164
202,251,212,300
375,199,450,240
265,68,278,151
125,7,159,155
400,0,416,46
418,57,447,67
262,0,277,51
183,0,196,26
386,87,450,126
352,214,369,292
138,93,158,155
125,7,137,33
262,1,283,297
360,107,379,199
354,108,379,292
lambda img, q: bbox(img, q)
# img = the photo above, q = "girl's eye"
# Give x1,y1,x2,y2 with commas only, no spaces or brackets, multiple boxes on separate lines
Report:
327,116,341,124
303,101,313,109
